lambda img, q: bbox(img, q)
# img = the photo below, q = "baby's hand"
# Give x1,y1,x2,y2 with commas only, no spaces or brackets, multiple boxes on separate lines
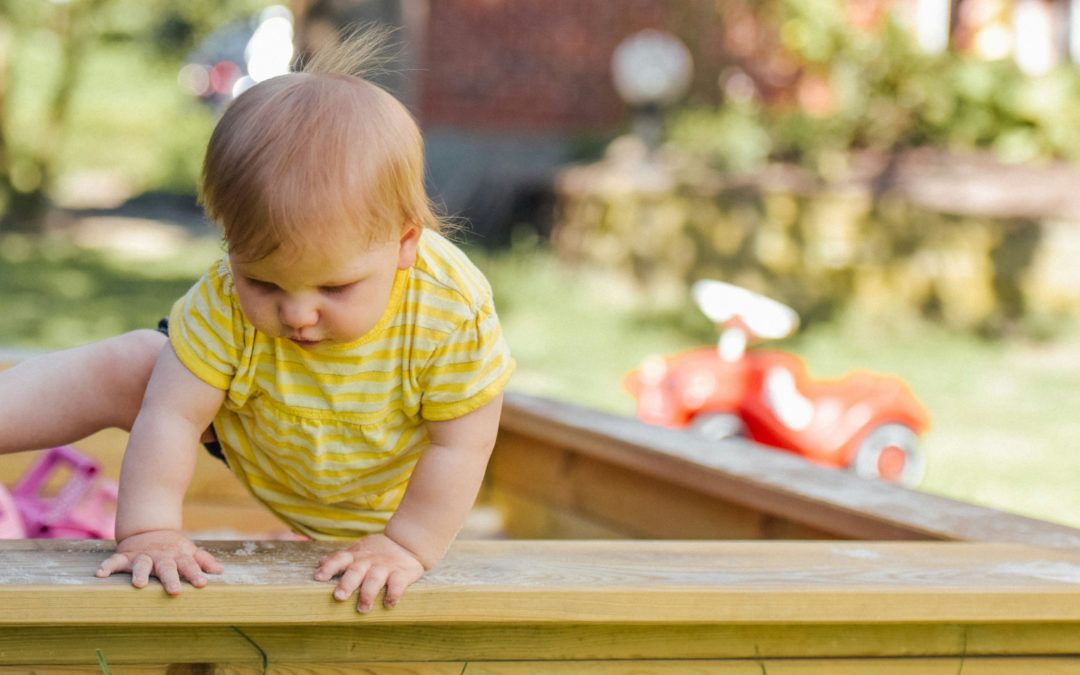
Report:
314,533,425,612
96,530,223,595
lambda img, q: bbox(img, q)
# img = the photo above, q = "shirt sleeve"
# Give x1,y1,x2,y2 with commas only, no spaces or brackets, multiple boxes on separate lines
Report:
168,260,245,391
419,300,515,422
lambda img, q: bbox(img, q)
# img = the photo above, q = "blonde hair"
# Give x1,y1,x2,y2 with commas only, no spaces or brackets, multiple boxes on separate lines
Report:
200,26,441,260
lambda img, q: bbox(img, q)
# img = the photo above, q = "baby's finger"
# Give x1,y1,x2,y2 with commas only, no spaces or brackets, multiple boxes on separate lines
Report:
383,570,411,608
96,553,132,578
314,551,354,582
357,568,390,613
333,563,370,601
194,548,224,574
154,559,182,596
176,555,208,588
130,554,154,588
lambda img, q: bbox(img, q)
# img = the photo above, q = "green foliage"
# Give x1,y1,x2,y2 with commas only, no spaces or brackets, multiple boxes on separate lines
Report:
0,0,274,229
95,0,276,55
669,102,772,173
5,36,219,196
670,0,1080,173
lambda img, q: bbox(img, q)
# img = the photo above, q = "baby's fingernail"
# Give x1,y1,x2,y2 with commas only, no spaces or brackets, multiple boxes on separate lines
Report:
333,590,346,600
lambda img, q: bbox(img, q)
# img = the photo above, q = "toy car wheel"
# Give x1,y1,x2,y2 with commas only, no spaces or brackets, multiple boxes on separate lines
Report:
852,423,925,487
689,413,746,441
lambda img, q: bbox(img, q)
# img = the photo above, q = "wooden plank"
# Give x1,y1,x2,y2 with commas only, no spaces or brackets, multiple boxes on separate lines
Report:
0,660,1076,675
0,666,464,675
490,433,836,540
1,540,1079,626
486,486,629,539
498,393,1080,547
3,622,1079,663
0,665,252,669
8,658,1076,675
464,659,1080,674
232,623,1080,660
464,664,764,675
0,627,259,665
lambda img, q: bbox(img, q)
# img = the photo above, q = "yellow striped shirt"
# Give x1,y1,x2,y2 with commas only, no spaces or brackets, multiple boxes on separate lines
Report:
168,231,514,539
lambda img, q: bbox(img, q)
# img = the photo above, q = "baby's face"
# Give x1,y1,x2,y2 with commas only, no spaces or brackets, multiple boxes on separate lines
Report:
230,227,419,348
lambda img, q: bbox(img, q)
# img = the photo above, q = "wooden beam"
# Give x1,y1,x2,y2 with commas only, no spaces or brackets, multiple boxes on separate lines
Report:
0,540,1078,670
2,540,1079,625
495,393,1080,546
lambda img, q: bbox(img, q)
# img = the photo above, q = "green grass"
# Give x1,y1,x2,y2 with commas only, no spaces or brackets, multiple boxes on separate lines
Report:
0,232,222,348
2,230,1078,530
788,311,1080,528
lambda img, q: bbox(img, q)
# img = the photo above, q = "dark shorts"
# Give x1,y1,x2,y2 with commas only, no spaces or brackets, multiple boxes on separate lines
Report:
155,318,228,467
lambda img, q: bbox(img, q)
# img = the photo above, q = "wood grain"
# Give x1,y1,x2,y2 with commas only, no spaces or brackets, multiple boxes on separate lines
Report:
497,392,1080,546
0,661,1077,675
2,622,1079,663
2,540,1079,625
463,659,1080,674
489,432,836,540
1,540,1077,669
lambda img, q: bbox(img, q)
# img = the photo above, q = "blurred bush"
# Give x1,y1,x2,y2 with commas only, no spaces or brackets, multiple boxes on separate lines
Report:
555,155,1074,336
553,0,1080,337
670,0,1080,175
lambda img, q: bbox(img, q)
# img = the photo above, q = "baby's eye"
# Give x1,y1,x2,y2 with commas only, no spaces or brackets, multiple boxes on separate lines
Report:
246,278,279,292
320,283,356,295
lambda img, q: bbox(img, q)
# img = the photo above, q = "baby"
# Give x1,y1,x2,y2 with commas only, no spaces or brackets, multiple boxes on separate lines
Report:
0,30,513,612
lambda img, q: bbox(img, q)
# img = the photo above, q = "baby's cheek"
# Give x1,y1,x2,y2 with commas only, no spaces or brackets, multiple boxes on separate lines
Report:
236,296,278,335
339,299,384,336
339,313,375,340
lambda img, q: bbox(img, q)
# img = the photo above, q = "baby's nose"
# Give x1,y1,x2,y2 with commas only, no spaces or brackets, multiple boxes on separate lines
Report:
279,297,319,328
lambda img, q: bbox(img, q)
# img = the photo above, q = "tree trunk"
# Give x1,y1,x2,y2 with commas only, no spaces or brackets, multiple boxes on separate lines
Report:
0,1,103,233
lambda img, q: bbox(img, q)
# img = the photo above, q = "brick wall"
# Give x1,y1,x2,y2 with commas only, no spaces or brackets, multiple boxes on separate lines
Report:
419,0,729,133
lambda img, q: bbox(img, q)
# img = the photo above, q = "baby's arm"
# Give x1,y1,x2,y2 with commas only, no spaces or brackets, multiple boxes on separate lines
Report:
314,393,504,612
96,343,226,594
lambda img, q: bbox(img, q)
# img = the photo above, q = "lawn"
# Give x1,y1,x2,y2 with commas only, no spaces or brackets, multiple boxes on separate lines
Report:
2,227,1078,530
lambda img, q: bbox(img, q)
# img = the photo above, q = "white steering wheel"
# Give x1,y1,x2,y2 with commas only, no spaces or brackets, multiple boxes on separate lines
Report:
691,280,799,340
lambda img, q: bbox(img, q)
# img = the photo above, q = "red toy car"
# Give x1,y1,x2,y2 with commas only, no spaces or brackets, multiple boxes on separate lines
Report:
625,280,930,486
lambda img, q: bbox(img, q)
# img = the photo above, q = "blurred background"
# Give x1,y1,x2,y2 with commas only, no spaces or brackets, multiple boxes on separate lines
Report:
0,0,1078,528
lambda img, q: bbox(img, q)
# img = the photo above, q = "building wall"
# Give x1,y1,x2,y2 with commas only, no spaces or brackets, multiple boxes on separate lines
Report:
408,0,741,243
418,0,729,133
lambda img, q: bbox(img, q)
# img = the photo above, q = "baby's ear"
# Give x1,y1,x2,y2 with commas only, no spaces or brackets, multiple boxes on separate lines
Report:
396,223,420,269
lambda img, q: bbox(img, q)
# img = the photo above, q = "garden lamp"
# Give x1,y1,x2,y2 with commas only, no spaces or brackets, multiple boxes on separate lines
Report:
611,29,693,155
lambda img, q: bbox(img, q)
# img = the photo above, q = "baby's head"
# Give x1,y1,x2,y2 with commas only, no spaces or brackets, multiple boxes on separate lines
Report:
199,31,441,347
200,30,438,262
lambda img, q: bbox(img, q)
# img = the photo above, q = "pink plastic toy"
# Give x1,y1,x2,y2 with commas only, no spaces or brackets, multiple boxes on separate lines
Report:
8,446,117,539
0,484,25,538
